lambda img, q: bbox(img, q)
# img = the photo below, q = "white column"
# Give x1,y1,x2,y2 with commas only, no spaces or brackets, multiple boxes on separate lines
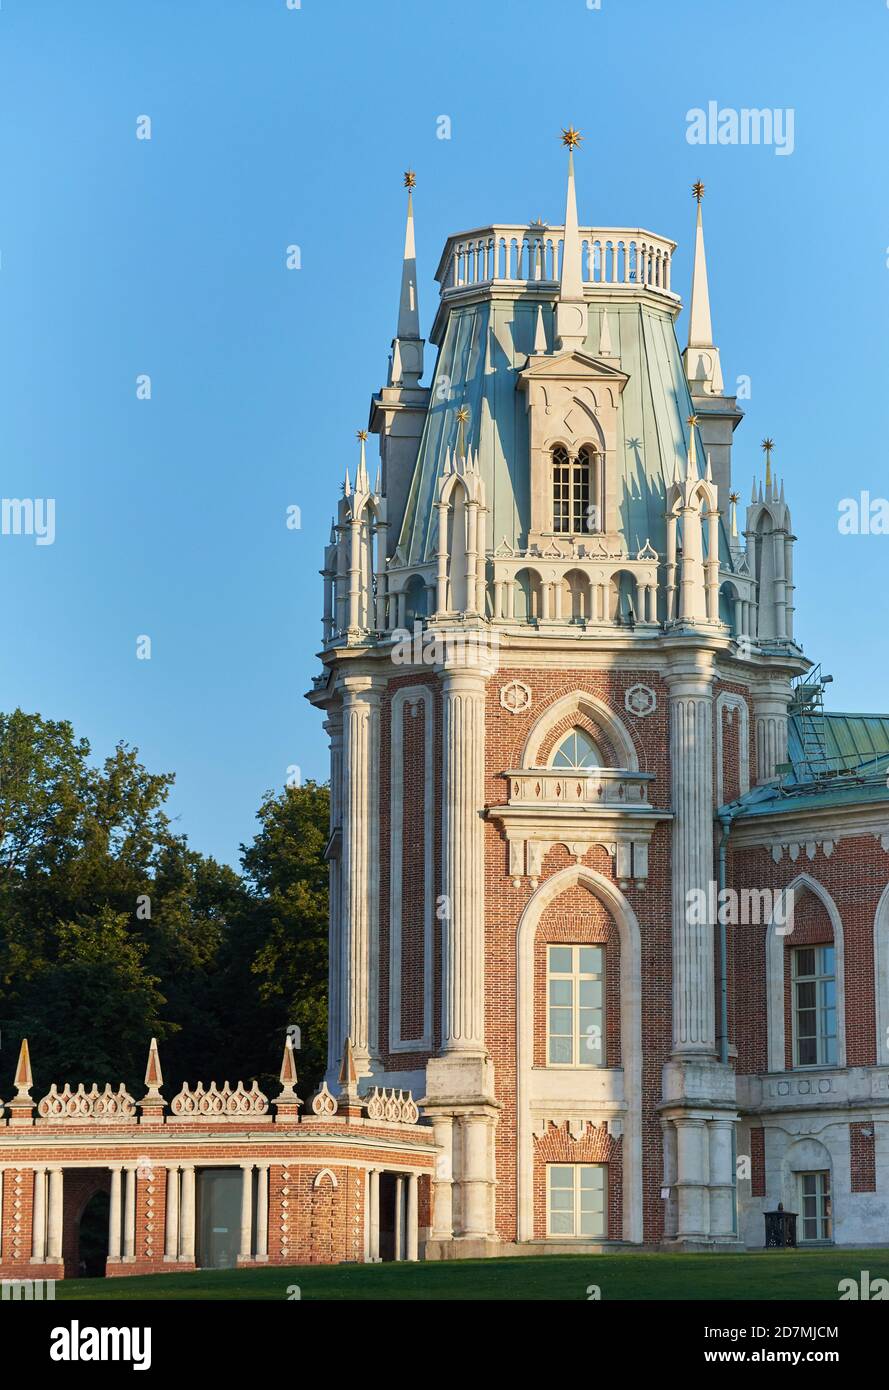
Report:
374,522,388,630
675,1117,710,1238
255,1166,269,1262
406,1173,419,1262
465,501,478,615
108,1166,122,1261
435,501,449,614
754,683,790,783
179,1166,196,1264
368,1169,381,1263
394,1176,405,1261
30,1167,47,1262
123,1166,136,1261
341,676,382,1072
440,666,487,1053
164,1166,179,1261
430,1115,454,1240
708,1118,737,1238
47,1167,64,1262
239,1163,254,1262
347,519,361,632
667,660,716,1055
325,713,344,1081
461,1115,495,1238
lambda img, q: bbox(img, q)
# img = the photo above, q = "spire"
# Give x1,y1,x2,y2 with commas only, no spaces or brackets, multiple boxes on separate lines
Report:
762,437,774,496
337,1036,362,1115
683,182,725,395
144,1037,163,1094
14,1038,32,1097
456,406,469,461
555,128,588,352
686,414,699,480
355,430,369,492
533,303,547,354
276,1033,302,1114
389,171,425,387
729,491,740,540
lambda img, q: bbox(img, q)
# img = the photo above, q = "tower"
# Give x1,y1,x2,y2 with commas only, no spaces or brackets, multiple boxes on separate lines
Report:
308,144,808,1253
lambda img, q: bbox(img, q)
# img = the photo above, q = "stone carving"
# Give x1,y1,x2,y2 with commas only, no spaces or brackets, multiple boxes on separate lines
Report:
310,1081,338,1116
169,1080,269,1118
500,680,532,714
37,1083,136,1122
625,684,656,717
364,1087,420,1124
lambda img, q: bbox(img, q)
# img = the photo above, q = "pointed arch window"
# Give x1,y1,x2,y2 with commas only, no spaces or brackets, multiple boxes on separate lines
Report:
552,446,596,534
552,727,602,769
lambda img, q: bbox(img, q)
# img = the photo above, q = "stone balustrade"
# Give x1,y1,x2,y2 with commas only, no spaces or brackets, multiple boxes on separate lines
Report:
436,224,676,297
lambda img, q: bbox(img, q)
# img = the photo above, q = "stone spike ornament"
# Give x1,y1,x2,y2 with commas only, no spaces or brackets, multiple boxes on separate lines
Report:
390,169,424,387
683,180,725,395
555,127,588,351
14,1038,32,1097
355,429,369,493
533,302,547,354
276,1034,301,1111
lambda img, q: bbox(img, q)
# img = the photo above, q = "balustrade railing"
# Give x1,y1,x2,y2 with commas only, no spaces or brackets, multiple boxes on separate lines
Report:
437,225,676,295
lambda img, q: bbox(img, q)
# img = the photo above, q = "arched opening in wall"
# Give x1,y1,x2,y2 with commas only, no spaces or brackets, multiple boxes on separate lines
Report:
77,1191,110,1278
378,1172,399,1261
196,1167,241,1269
513,567,543,622
610,570,638,624
403,573,427,625
720,581,740,633
562,568,592,622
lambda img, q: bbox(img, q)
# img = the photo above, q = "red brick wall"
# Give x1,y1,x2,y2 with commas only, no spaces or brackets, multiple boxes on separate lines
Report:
850,1122,876,1193
532,878,621,1067
533,1121,622,1240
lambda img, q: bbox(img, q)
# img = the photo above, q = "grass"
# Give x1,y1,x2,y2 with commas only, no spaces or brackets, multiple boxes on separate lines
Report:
54,1248,889,1301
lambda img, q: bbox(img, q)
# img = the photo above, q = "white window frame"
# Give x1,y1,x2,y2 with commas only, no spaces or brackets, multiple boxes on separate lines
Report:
792,944,837,1068
797,1170,832,1243
547,943,606,1068
546,1163,607,1239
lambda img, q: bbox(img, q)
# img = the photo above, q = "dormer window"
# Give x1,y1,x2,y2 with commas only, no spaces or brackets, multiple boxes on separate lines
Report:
552,446,596,534
552,726,602,769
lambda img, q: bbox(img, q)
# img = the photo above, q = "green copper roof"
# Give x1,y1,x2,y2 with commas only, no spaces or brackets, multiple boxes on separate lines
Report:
397,297,733,570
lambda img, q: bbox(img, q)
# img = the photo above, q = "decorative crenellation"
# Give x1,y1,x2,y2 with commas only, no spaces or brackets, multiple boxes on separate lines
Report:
169,1080,269,1119
364,1088,420,1125
37,1083,137,1123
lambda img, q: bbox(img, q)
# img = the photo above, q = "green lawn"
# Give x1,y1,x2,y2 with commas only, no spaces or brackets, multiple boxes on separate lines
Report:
54,1249,889,1301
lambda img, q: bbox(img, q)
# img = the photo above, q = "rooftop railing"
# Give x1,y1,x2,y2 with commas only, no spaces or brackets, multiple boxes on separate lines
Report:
436,224,677,297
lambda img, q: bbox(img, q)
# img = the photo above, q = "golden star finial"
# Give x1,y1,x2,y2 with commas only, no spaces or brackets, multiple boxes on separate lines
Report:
761,437,775,454
692,180,705,203
560,126,583,150
403,169,416,190
729,491,740,504
456,407,470,425
687,414,699,428
356,429,368,442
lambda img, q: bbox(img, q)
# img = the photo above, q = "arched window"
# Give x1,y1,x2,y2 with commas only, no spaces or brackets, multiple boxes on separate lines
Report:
552,726,602,769
552,446,594,534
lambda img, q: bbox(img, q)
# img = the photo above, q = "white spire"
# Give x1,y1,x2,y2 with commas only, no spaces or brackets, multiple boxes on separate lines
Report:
682,183,725,396
555,130,588,352
355,431,369,493
389,172,425,387
534,303,547,354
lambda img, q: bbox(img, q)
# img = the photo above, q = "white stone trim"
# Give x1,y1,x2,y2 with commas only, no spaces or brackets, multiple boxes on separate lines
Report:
515,865,643,1244
715,690,750,806
388,686,434,1052
873,882,889,1068
521,689,639,771
766,874,847,1073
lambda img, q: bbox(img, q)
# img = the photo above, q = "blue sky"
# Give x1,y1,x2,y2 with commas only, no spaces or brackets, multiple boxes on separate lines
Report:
1,0,888,866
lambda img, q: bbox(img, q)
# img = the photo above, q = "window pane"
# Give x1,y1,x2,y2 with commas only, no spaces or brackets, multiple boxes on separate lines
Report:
548,947,572,975
578,979,602,1008
549,979,572,1006
549,1036,572,1064
820,946,835,975
549,1167,573,1188
796,981,816,1010
579,946,603,975
550,1211,574,1235
797,1035,817,1066
795,949,815,978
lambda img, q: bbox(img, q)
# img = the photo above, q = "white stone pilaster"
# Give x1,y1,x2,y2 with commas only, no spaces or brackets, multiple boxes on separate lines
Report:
753,682,790,783
368,1169,381,1263
406,1173,419,1262
179,1166,196,1263
108,1166,122,1261
30,1167,47,1263
394,1175,405,1261
238,1163,254,1262
667,657,716,1056
123,1166,136,1261
440,664,487,1054
47,1167,63,1262
340,675,382,1072
255,1165,269,1262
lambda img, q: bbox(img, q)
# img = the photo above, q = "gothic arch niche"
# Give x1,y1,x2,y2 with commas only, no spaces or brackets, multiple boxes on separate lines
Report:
515,866,643,1244
513,566,543,622
872,882,889,1066
522,690,639,772
716,691,750,805
780,1136,833,1218
765,875,846,1072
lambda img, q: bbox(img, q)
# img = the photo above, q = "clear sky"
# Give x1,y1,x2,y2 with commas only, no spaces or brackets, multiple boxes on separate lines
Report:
1,0,888,866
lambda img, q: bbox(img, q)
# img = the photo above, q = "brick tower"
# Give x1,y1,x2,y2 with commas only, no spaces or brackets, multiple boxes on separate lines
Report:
308,135,813,1253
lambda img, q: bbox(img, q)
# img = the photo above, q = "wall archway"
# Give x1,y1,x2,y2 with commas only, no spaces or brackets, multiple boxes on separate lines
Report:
521,690,639,771
872,881,889,1065
515,865,643,1243
766,874,846,1072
